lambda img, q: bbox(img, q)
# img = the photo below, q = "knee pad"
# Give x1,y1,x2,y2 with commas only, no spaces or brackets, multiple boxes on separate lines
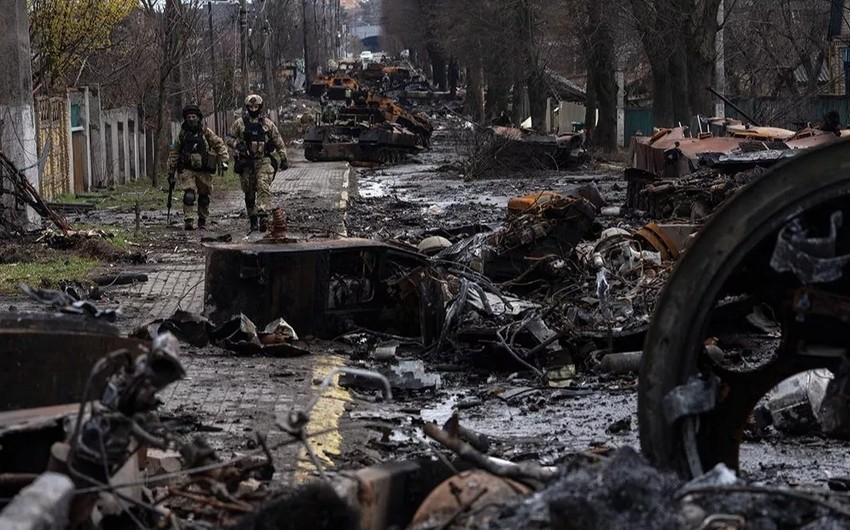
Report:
183,189,196,206
198,193,210,208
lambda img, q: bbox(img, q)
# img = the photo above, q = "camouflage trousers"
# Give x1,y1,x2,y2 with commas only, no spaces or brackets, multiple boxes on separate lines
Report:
179,170,214,221
240,158,276,216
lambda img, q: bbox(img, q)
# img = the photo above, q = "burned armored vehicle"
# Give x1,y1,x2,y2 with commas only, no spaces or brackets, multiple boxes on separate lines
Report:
304,93,433,164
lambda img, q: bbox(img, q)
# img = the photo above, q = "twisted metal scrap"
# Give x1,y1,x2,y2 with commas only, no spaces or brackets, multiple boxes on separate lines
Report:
0,150,70,233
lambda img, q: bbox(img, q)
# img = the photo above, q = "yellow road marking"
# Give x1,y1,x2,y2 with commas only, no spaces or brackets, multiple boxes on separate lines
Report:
295,354,352,482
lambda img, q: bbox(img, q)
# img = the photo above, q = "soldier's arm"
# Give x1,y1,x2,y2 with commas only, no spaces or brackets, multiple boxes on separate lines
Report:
226,120,243,150
167,135,180,173
206,128,230,162
267,120,288,161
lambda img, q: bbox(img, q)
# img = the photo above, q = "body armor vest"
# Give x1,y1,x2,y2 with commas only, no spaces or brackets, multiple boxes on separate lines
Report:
244,119,270,158
180,129,213,172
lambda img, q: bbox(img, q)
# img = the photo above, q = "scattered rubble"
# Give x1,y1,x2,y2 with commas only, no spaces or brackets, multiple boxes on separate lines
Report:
4,95,850,528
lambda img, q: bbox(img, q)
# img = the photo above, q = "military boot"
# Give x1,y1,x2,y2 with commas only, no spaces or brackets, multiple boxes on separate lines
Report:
197,217,206,229
258,215,268,233
184,219,194,231
249,215,259,232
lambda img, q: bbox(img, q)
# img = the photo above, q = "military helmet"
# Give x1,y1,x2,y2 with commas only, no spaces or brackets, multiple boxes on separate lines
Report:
245,94,264,107
182,103,202,119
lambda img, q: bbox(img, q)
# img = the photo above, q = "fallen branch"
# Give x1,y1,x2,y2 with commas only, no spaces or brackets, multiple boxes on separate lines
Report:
0,150,71,233
423,422,558,483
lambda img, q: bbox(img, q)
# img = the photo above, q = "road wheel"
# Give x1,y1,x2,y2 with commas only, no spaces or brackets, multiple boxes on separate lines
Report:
639,138,850,477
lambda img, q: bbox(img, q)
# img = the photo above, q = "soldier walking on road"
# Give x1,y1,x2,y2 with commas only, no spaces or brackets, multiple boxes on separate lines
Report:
168,104,229,230
228,94,289,233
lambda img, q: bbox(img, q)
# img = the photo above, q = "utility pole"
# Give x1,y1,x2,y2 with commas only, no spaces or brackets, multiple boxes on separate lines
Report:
260,0,275,113
239,0,249,98
0,0,39,227
302,0,312,82
714,0,726,118
207,2,219,135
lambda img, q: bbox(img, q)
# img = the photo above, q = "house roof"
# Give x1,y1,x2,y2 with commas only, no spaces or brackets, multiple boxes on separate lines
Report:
544,69,586,103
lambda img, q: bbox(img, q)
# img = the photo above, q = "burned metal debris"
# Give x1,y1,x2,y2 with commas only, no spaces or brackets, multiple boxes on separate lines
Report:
488,126,587,169
133,309,310,356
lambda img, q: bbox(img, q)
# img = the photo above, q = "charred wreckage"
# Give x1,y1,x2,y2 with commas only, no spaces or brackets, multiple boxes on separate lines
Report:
6,105,850,529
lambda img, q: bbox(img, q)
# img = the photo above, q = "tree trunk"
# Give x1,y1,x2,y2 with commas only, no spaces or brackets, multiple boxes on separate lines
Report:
669,47,690,125
527,71,547,132
650,59,674,127
466,63,485,124
684,0,721,117
584,71,598,142
585,0,617,150
448,58,459,98
517,0,546,131
152,75,168,185
428,44,447,91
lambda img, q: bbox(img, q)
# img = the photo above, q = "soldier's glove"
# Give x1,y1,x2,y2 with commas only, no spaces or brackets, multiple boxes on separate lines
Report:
279,157,289,170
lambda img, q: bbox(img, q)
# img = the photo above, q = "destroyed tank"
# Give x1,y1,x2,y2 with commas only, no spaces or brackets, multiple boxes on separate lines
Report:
304,93,432,164
304,119,423,164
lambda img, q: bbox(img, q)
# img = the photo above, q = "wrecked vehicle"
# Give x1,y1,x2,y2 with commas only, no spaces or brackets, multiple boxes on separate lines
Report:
626,120,847,218
204,238,441,340
639,137,850,477
489,126,587,169
305,92,433,164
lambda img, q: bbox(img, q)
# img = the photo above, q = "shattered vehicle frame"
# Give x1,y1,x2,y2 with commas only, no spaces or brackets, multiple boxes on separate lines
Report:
639,137,850,478
204,238,444,341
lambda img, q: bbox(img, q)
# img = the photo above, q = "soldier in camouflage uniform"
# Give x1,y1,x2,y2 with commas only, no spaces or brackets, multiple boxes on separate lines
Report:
227,94,289,232
167,104,229,230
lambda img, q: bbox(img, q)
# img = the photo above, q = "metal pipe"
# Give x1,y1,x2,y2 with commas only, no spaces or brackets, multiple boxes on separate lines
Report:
707,86,759,126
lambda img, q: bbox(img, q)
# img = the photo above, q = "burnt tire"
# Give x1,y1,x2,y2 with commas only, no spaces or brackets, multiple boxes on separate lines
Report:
639,137,850,477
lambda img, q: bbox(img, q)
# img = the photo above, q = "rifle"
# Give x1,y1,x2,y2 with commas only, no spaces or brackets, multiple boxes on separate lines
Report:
166,172,176,223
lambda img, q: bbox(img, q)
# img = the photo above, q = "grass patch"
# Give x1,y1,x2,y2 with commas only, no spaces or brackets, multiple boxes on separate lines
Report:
0,257,99,293
67,167,243,213
72,225,136,249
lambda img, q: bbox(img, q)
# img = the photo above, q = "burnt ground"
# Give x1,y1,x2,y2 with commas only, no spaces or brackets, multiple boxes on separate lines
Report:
341,127,850,487
4,120,850,527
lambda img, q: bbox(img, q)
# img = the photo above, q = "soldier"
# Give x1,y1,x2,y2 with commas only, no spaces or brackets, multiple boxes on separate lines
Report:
167,104,229,230
228,94,289,232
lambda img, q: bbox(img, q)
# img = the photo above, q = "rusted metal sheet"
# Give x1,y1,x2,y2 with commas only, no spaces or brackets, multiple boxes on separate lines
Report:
0,404,78,478
0,313,146,411
204,239,431,338
631,125,845,179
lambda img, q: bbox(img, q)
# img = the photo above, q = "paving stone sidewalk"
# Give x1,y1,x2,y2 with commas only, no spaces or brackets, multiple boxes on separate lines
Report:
105,153,354,477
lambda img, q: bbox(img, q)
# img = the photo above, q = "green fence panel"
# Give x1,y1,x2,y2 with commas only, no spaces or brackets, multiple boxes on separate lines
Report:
624,108,654,144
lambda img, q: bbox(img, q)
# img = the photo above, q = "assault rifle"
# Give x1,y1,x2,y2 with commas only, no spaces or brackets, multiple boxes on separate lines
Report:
166,172,176,223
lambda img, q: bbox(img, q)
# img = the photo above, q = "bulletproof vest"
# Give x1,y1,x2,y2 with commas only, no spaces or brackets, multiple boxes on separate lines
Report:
244,118,270,158
180,129,212,172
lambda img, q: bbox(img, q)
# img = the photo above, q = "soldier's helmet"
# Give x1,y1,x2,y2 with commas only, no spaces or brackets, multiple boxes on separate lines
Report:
182,104,202,119
245,94,264,107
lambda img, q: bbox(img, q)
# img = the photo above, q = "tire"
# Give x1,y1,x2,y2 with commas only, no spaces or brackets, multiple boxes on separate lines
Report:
639,137,850,477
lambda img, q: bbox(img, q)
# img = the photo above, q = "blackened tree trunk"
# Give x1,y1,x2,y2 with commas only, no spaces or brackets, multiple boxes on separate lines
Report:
649,57,674,127
584,70,598,141
517,0,547,131
448,58,459,97
684,0,721,117
584,0,618,150
466,62,485,124
428,44,447,91
669,45,690,124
